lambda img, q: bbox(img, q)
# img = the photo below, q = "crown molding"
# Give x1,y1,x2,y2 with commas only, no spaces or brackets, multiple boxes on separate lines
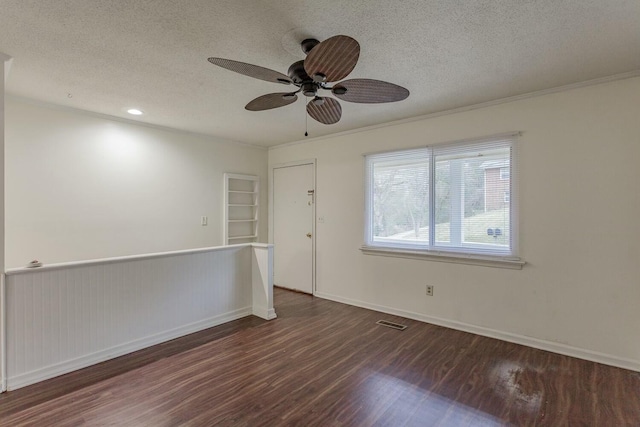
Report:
270,69,640,151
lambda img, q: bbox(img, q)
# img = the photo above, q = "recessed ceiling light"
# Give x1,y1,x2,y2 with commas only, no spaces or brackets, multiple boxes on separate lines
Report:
127,108,143,115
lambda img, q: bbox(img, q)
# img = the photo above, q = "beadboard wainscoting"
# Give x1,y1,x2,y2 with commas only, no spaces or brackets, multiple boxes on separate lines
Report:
2,243,275,391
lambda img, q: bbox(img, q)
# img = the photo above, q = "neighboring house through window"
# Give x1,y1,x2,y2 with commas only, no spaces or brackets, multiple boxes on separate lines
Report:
481,160,510,212
500,167,510,180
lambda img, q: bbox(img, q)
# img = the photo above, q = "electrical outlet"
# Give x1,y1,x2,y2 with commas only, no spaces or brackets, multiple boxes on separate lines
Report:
201,216,208,226
426,285,434,296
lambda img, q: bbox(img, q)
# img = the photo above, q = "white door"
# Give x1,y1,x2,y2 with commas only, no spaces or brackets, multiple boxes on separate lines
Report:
273,163,314,294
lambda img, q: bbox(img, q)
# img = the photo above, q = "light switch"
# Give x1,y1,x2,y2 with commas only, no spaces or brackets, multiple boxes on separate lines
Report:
201,216,208,226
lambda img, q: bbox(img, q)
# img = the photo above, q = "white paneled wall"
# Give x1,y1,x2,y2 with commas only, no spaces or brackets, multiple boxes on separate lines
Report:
4,243,275,390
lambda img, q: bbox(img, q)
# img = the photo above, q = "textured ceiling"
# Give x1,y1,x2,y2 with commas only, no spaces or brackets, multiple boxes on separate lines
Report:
1,1,639,147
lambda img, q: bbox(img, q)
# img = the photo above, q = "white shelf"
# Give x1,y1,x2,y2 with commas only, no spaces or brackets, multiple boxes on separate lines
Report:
224,173,259,245
228,235,258,240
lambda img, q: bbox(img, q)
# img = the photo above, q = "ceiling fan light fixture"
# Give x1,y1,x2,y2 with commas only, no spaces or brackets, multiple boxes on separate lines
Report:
311,96,325,106
302,83,317,97
332,86,347,95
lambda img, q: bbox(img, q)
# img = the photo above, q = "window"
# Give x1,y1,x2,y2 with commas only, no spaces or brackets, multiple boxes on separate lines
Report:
364,136,517,258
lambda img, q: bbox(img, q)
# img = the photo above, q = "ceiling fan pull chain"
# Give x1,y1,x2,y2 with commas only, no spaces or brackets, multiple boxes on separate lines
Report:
305,103,309,137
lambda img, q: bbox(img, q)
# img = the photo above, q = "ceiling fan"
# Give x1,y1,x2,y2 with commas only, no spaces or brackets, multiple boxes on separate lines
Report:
207,35,409,126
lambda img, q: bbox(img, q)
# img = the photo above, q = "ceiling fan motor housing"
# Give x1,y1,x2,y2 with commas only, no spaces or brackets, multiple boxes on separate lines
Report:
288,60,320,97
287,60,310,84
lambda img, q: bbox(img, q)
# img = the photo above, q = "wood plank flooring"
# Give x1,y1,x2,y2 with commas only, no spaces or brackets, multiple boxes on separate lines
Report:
0,288,639,426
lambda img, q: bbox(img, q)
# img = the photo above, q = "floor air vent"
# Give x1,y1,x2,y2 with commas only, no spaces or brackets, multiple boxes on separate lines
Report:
376,320,407,331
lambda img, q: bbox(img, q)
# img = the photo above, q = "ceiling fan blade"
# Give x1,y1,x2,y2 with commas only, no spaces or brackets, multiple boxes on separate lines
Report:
245,92,298,111
332,79,410,103
306,97,342,124
208,58,292,85
304,35,360,83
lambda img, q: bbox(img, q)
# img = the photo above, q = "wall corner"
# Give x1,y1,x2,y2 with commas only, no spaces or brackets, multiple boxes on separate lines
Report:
0,52,10,393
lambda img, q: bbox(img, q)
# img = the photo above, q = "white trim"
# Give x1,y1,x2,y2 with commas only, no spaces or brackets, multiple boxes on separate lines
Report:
252,307,277,320
5,95,268,151
315,291,640,373
269,159,317,295
360,245,525,269
270,70,640,151
6,307,252,391
0,274,5,392
1,54,12,84
5,243,273,276
510,139,520,258
270,159,318,169
250,243,271,249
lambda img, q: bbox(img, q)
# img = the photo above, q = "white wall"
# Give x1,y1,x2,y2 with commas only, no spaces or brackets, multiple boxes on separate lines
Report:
0,56,13,273
269,77,640,369
5,98,268,268
0,61,6,274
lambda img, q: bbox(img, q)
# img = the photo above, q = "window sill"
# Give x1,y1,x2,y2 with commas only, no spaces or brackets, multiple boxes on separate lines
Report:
359,245,525,270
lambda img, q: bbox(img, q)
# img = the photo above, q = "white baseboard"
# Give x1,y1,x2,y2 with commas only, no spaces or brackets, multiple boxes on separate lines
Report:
315,291,640,372
252,306,277,320
7,307,252,391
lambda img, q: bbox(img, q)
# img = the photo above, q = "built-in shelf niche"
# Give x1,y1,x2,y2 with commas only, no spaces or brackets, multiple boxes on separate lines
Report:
224,173,259,245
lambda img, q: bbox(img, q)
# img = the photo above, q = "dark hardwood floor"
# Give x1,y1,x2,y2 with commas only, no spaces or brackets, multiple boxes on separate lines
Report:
1,288,638,426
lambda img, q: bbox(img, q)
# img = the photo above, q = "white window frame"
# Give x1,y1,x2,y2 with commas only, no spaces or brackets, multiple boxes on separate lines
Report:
361,133,524,269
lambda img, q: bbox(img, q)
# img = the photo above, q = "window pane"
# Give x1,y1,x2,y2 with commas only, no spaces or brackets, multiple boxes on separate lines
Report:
435,160,450,244
371,155,429,246
434,146,511,253
365,137,515,257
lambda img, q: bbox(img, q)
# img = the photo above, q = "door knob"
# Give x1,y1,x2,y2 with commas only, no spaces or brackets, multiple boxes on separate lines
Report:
306,233,312,238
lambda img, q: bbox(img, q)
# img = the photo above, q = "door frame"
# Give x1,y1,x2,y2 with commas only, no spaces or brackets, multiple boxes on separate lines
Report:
269,159,316,295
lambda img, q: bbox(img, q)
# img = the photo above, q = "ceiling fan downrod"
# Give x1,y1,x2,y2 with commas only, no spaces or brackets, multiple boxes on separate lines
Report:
300,38,320,54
